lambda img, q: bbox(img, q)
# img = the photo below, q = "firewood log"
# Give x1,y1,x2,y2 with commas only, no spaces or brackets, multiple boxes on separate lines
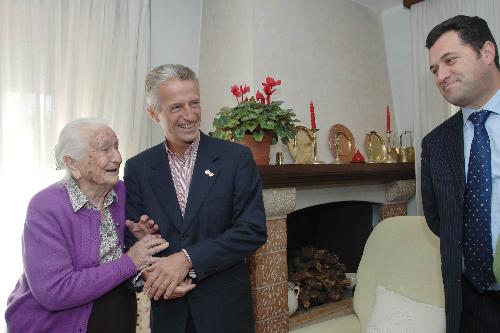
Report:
299,288,311,308
304,278,323,290
290,270,311,284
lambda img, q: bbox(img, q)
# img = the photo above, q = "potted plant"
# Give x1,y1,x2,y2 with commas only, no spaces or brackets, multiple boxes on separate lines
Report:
213,76,299,164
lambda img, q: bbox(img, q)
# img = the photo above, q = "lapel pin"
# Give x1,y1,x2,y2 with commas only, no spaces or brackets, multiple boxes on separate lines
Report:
205,169,215,177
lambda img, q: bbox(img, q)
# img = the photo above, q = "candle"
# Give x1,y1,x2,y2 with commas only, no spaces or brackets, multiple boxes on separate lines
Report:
310,101,316,129
386,106,390,132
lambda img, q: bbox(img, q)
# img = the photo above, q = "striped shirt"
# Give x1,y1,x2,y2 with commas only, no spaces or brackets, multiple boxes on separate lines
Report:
165,135,200,217
165,134,200,278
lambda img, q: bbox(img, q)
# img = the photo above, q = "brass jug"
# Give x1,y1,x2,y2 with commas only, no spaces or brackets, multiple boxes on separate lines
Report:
398,131,415,163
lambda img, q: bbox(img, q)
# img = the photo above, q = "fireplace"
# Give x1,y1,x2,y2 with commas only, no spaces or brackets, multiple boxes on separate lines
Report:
248,163,416,333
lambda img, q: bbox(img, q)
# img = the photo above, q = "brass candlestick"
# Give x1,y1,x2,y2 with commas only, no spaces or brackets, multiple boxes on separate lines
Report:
384,130,398,163
331,134,342,164
310,128,325,164
366,133,377,163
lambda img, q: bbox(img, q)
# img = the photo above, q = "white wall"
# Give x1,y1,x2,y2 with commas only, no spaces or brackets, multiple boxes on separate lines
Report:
199,0,394,164
150,0,202,143
198,0,254,135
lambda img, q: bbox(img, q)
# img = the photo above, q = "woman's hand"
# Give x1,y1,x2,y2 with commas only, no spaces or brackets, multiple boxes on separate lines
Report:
126,234,169,270
126,215,160,240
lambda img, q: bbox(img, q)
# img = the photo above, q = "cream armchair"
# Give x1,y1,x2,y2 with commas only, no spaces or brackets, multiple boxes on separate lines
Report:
290,216,445,333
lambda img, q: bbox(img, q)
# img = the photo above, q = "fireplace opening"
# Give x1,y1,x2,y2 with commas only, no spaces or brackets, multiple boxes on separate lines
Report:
287,201,374,272
286,201,374,326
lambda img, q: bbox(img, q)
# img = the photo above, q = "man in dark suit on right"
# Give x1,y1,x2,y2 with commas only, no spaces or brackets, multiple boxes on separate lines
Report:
422,15,500,333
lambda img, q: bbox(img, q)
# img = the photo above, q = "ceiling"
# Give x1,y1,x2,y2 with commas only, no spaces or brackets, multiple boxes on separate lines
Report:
350,0,402,12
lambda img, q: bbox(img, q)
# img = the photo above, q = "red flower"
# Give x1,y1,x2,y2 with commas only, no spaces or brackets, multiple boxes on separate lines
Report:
263,84,273,95
242,84,250,94
231,85,242,97
261,76,281,105
256,90,265,104
265,77,281,87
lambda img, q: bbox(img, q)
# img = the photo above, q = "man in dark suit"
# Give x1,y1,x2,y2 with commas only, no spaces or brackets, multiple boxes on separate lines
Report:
422,15,500,333
125,64,267,333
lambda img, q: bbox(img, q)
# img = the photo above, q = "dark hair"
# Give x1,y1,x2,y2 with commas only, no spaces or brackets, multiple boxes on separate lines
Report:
426,15,500,70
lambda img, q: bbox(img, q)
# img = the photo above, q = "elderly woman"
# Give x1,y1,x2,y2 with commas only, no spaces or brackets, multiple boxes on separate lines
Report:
5,118,168,333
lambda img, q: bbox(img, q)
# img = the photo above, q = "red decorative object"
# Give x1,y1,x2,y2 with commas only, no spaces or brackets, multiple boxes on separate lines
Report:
386,106,391,132
310,101,316,129
351,148,366,163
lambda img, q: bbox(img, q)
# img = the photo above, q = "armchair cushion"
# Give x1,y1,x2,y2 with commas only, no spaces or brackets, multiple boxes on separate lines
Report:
354,216,444,332
366,285,445,333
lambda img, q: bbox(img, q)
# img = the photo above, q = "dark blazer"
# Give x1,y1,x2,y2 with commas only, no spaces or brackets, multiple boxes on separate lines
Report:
124,132,267,333
421,110,465,333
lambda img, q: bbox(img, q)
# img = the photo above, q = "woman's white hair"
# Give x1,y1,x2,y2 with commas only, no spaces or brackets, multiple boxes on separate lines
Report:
54,118,109,172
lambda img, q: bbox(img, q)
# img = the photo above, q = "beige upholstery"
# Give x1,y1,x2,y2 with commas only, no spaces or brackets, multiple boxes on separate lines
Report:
290,216,445,333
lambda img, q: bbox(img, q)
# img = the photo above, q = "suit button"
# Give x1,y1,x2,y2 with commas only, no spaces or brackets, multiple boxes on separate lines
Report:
458,278,462,286
458,241,462,247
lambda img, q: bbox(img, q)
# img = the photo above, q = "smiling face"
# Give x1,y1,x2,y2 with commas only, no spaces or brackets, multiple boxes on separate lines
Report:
429,30,497,109
148,78,201,154
73,126,122,193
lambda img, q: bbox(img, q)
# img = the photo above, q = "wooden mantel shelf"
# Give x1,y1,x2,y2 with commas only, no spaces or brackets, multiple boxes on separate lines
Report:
257,163,415,189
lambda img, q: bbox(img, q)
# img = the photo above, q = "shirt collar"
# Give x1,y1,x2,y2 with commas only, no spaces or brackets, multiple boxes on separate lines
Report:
65,177,118,212
462,89,500,126
165,133,201,158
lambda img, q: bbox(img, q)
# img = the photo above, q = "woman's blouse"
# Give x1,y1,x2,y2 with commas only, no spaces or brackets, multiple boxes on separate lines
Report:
65,177,122,263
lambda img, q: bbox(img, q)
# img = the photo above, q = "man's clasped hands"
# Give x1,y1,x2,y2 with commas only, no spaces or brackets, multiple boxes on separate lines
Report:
126,215,196,300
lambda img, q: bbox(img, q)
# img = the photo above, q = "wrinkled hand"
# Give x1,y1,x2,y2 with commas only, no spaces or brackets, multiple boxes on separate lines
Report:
126,234,169,271
143,252,192,300
143,270,196,300
126,215,160,240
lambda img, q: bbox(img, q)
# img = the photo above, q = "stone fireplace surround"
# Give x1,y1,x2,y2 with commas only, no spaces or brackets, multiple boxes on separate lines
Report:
248,163,416,333
135,163,415,333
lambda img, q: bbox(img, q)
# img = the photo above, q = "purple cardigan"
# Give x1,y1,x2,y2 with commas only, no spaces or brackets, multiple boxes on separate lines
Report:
5,180,137,333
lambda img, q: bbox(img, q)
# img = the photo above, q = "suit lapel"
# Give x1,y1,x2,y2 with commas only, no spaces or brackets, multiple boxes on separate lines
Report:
182,134,220,233
147,144,184,233
444,110,465,201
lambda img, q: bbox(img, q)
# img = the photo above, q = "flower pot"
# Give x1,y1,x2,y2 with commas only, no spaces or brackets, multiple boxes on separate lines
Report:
239,133,272,165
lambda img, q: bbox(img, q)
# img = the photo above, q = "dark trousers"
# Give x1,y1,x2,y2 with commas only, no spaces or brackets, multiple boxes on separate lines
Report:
87,281,136,333
460,276,500,333
185,306,197,333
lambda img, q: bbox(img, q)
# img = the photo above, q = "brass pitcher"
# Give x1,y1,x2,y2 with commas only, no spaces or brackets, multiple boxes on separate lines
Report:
398,131,415,163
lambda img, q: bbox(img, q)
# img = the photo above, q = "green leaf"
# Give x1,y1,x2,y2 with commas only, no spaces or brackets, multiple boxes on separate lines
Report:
253,130,264,142
245,120,259,132
259,119,275,130
233,127,246,140
225,118,240,129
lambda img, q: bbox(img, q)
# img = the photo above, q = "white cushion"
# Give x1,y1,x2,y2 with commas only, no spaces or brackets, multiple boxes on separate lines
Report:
366,286,445,333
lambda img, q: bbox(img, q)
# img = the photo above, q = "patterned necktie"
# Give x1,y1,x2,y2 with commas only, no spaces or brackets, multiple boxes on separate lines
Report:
463,110,494,292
